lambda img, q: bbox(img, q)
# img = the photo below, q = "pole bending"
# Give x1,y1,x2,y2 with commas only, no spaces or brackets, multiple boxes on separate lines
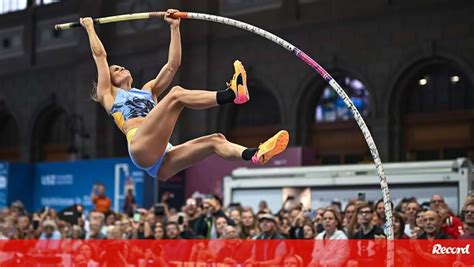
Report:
56,9,394,265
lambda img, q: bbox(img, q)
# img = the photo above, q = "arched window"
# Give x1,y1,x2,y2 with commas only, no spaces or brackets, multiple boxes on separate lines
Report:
0,113,20,161
315,76,370,122
401,61,474,161
225,83,281,147
31,105,72,162
405,63,474,114
306,74,371,165
400,59,474,160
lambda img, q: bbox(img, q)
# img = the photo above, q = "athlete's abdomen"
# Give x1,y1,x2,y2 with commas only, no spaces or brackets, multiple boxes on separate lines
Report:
121,117,146,135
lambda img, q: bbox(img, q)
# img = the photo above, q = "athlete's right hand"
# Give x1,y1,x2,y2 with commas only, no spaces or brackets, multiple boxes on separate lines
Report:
80,17,94,29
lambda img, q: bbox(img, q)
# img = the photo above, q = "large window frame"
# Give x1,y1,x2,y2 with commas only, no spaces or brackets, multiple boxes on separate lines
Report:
401,61,474,161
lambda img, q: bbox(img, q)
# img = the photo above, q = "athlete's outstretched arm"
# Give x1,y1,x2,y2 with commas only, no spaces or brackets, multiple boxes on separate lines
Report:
143,9,182,98
81,17,114,111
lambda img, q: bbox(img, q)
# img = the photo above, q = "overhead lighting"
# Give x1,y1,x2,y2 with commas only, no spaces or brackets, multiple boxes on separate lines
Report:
450,75,460,84
418,78,428,86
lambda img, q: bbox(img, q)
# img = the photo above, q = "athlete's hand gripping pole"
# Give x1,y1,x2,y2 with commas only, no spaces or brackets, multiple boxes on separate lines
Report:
54,11,188,31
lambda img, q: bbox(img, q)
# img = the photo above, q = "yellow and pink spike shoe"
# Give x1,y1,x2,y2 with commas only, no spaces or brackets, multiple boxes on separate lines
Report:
228,60,249,104
252,130,289,164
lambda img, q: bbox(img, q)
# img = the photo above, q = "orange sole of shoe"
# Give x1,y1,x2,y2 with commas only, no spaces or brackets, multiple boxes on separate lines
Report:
259,130,289,164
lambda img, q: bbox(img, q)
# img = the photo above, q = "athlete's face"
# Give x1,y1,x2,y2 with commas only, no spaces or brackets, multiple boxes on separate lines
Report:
110,65,133,87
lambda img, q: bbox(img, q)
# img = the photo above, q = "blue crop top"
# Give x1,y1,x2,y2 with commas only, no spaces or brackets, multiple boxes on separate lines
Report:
110,88,156,130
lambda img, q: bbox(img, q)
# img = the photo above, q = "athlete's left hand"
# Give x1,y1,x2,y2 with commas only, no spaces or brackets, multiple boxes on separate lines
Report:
164,9,180,27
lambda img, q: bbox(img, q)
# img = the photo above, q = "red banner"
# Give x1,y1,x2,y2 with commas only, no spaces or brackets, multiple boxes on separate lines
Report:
0,240,473,266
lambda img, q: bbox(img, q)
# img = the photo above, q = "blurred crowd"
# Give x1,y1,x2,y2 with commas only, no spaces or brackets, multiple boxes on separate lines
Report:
1,182,474,266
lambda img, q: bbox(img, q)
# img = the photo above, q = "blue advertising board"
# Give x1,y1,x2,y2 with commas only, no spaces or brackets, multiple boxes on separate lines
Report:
0,162,34,211
8,163,34,211
33,158,145,213
0,162,8,208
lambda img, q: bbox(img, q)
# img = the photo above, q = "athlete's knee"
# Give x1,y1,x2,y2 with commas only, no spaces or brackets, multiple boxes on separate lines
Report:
211,133,226,142
157,162,174,182
169,86,186,102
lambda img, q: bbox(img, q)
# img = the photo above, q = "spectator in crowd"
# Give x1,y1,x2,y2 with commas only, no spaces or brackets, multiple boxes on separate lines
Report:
309,208,349,267
6,192,474,265
139,214,156,240
374,199,385,220
106,225,123,240
371,210,383,228
350,202,385,266
57,220,71,239
174,212,195,239
87,220,106,240
216,225,247,264
429,194,463,238
414,209,426,237
453,202,474,267
105,212,118,228
35,219,62,252
10,201,26,217
459,194,474,222
229,208,242,225
39,219,61,240
194,196,232,239
410,210,452,266
245,213,286,265
17,215,32,239
206,215,229,255
228,208,242,234
214,216,228,239
121,218,136,239
289,205,305,239
74,243,99,267
163,222,191,262
241,207,259,239
392,212,409,239
302,220,316,239
184,198,201,235
134,211,150,239
343,202,356,231
0,207,10,220
90,183,111,215
314,208,325,234
373,199,393,227
352,202,385,237
0,221,16,239
71,225,84,240
254,213,285,240
164,221,181,240
458,202,474,239
278,215,291,237
416,210,451,240
429,194,447,211
122,188,136,218
404,200,421,237
154,223,165,240
394,197,415,214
